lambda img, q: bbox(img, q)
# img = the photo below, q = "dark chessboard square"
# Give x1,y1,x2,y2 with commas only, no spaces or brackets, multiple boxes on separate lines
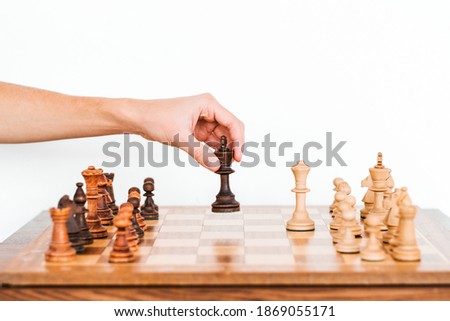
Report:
82,247,106,255
196,255,245,265
139,238,155,247
199,239,244,247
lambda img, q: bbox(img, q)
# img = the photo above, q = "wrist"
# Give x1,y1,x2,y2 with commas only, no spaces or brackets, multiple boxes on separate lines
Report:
102,97,147,136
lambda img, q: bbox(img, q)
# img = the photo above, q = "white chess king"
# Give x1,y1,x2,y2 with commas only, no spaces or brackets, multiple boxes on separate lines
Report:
286,161,315,231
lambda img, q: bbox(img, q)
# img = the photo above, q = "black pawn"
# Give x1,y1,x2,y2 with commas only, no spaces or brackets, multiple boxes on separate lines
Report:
104,173,119,215
127,196,144,239
141,178,159,220
58,195,85,253
73,182,94,245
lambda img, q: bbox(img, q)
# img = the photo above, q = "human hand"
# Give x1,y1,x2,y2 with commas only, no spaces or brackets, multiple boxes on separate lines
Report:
125,93,244,172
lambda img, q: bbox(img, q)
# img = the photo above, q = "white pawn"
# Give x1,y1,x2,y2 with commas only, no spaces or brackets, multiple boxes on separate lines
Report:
336,209,360,254
392,205,421,261
332,196,362,243
330,192,347,230
361,215,386,262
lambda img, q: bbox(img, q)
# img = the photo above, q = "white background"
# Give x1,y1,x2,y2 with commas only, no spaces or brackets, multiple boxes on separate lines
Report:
0,0,449,241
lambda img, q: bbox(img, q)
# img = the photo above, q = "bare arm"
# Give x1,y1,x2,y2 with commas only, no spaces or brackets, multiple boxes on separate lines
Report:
0,82,244,171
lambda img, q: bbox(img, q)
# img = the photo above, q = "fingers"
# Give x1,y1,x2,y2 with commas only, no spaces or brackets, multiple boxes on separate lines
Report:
176,135,221,172
200,94,245,162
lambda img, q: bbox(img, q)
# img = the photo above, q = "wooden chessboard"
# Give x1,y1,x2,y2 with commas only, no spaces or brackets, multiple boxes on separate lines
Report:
1,206,450,300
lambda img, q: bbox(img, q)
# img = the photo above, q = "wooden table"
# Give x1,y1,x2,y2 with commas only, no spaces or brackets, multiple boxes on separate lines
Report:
1,206,449,300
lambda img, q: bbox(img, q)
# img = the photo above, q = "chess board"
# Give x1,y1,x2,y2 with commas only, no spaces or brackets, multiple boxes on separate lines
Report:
1,206,450,300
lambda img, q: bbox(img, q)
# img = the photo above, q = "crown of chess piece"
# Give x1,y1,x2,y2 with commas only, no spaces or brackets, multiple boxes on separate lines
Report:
81,166,108,239
96,173,114,226
45,207,76,263
73,182,94,245
57,195,85,253
211,135,240,213
286,160,315,232
104,173,119,215
119,202,139,251
141,177,159,220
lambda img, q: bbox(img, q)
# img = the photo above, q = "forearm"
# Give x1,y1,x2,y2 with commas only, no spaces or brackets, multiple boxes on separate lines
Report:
0,82,133,143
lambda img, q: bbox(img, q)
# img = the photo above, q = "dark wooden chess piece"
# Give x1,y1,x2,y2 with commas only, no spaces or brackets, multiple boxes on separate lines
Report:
96,174,114,226
211,136,240,213
141,177,159,220
127,195,145,239
81,166,108,239
57,195,85,253
45,207,76,262
104,173,119,215
128,189,147,230
73,182,94,245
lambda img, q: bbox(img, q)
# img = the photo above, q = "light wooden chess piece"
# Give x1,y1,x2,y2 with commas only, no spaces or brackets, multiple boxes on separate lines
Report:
361,214,386,262
392,205,421,261
45,207,76,263
383,188,403,243
333,196,363,243
366,153,390,231
119,203,139,251
286,161,314,232
360,175,374,219
329,178,351,216
336,208,360,254
82,166,108,239
389,187,412,248
329,178,344,213
109,214,135,263
330,192,347,230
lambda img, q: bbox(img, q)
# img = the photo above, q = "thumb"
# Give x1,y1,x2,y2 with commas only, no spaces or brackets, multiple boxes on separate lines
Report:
177,136,221,172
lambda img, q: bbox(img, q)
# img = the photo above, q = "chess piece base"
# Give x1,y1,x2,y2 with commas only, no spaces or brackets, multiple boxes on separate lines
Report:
336,242,360,254
45,247,76,263
392,247,421,262
361,248,386,261
86,218,108,239
211,195,240,213
109,251,135,263
286,217,315,232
